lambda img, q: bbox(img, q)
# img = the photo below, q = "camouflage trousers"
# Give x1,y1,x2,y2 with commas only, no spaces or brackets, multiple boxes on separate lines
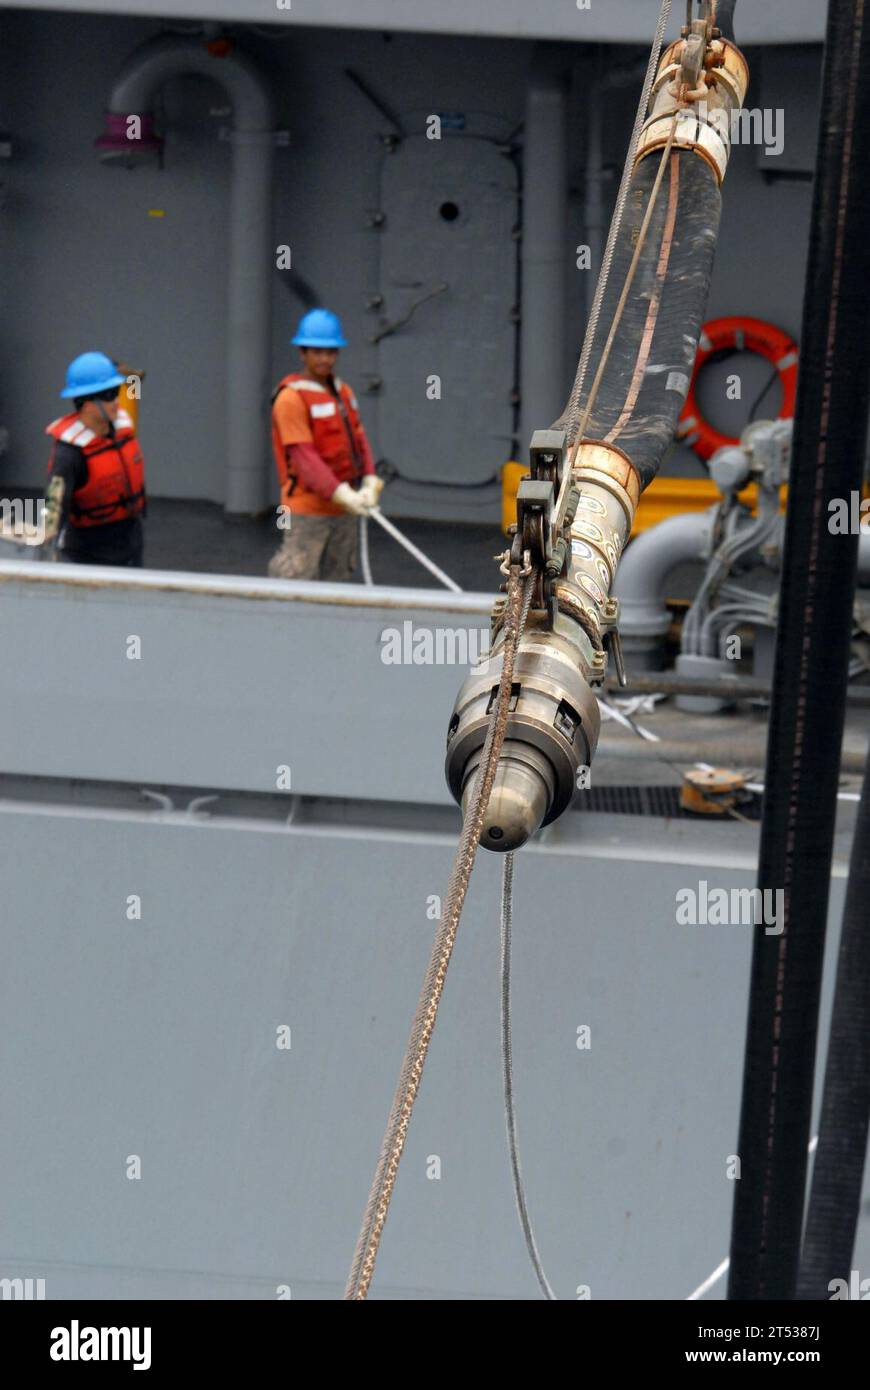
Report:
268,513,359,582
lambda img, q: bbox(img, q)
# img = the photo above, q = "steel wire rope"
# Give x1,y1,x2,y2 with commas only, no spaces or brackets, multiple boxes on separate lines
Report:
345,565,534,1298
346,0,690,1299
553,0,675,530
500,843,557,1299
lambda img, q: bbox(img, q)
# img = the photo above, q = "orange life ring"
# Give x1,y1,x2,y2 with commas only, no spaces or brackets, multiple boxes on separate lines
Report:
677,316,799,462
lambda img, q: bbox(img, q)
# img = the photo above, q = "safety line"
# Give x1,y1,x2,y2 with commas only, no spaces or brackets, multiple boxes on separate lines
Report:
500,849,557,1299
555,0,675,531
565,118,681,486
347,1,693,1300
344,566,533,1298
358,514,374,587
361,506,462,592
604,152,681,445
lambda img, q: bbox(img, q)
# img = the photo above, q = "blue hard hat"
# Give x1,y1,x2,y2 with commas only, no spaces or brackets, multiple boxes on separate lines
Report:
291,309,348,349
60,351,126,399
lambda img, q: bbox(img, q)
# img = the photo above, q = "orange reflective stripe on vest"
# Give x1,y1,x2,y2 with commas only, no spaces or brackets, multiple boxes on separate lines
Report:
46,410,146,528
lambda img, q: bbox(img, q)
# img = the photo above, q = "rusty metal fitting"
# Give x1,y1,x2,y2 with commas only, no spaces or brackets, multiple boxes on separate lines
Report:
635,37,749,183
572,441,641,532
564,444,640,618
656,36,748,109
552,583,604,649
680,766,748,815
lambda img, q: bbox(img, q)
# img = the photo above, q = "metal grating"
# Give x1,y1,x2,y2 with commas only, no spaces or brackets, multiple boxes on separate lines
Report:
573,784,762,819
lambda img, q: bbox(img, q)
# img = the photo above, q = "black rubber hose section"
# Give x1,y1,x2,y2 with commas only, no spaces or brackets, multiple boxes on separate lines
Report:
797,747,870,1299
716,0,737,43
552,150,722,491
727,0,870,1302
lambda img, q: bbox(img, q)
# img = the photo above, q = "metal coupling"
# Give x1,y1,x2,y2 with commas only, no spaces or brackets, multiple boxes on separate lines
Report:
635,32,749,183
562,442,638,639
443,438,640,851
444,633,601,852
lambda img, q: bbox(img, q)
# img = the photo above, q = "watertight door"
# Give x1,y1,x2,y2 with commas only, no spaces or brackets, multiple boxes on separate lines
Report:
376,133,518,513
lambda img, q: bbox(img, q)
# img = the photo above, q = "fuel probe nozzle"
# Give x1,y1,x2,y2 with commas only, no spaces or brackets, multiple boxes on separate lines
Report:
444,433,640,851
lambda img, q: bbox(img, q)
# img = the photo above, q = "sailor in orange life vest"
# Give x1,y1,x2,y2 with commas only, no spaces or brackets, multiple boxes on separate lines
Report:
44,352,146,567
268,309,383,581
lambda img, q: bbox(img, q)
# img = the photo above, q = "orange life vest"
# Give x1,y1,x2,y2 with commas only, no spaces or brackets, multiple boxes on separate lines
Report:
46,409,146,528
271,374,367,507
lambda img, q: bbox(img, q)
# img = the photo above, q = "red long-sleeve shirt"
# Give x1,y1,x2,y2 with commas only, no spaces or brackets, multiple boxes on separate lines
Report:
272,379,374,516
286,435,375,500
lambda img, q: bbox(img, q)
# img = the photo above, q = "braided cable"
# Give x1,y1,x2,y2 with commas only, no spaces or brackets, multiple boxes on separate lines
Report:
345,567,533,1299
501,850,557,1299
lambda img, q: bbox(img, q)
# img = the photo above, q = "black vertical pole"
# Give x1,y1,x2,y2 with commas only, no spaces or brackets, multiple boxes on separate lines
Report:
728,0,870,1300
797,745,870,1299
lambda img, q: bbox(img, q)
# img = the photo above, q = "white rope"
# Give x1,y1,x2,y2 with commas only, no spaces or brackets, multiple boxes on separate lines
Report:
746,782,861,804
358,515,374,587
598,695,661,743
367,505,462,592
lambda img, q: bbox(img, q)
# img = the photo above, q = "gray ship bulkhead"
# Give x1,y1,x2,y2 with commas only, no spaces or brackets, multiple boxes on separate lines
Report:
0,562,867,1299
1,0,866,1305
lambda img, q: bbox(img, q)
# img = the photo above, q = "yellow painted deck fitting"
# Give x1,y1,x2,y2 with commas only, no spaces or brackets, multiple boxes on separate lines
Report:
500,464,785,537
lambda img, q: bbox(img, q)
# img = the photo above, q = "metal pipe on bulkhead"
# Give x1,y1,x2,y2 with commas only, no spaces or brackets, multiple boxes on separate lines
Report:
98,36,275,514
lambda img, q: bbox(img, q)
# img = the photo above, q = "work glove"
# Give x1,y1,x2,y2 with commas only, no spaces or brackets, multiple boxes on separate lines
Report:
331,481,372,517
358,474,385,510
